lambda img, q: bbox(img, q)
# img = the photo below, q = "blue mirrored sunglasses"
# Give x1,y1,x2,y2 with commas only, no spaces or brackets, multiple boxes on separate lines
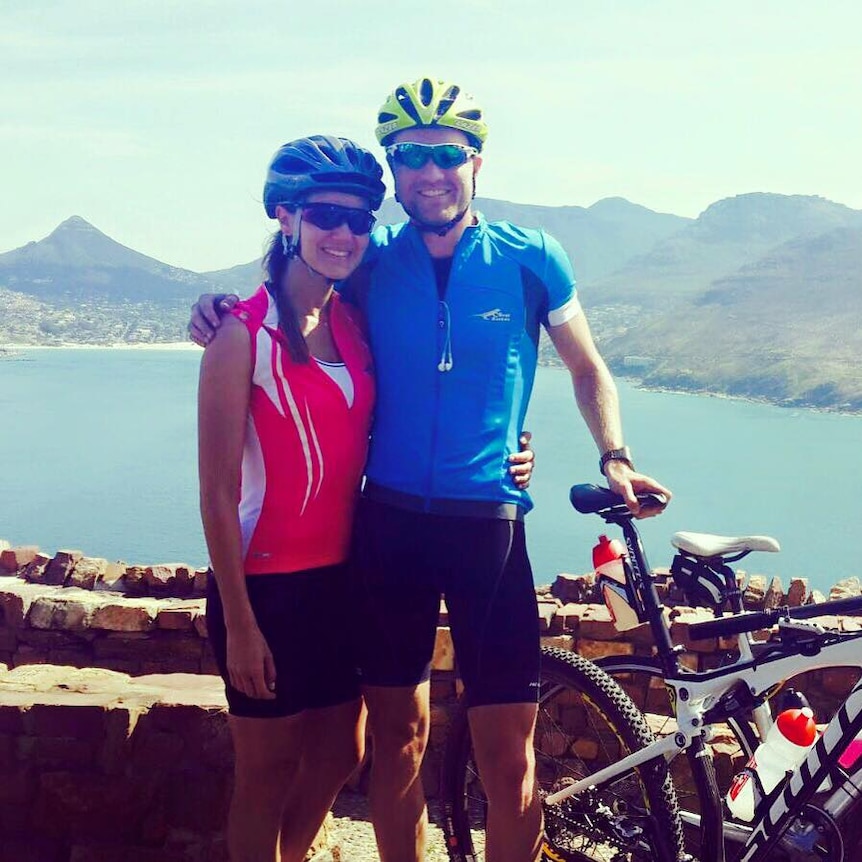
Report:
385,142,478,170
301,203,376,235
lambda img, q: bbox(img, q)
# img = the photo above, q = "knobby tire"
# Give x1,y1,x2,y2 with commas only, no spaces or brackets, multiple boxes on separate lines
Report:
442,647,686,862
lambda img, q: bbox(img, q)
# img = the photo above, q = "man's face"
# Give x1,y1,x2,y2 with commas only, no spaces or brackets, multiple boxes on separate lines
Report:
389,127,482,229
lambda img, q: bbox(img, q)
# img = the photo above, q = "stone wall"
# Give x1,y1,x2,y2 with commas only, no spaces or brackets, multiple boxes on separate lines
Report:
0,667,232,862
1,539,861,861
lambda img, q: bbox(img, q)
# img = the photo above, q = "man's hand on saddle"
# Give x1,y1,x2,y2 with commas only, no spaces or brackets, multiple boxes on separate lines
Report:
188,293,239,347
509,432,534,489
603,460,672,519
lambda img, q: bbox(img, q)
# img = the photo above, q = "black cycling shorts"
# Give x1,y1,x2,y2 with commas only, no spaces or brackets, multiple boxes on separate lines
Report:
351,498,540,707
206,566,360,718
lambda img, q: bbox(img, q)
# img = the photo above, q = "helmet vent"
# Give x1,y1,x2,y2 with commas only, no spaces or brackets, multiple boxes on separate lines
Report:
458,109,482,121
419,77,434,106
435,85,459,120
395,86,422,123
377,111,398,123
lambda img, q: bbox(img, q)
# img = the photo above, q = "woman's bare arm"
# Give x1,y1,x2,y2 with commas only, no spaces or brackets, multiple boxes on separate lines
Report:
198,316,275,699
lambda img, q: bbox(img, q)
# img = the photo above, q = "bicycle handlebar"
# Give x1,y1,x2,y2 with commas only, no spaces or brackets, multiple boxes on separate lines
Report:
688,594,862,640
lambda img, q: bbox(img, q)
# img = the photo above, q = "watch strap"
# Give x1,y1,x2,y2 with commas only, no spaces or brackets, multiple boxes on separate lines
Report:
599,446,634,475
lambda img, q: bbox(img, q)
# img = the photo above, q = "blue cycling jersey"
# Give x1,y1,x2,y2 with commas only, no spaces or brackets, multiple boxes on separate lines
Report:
341,214,580,518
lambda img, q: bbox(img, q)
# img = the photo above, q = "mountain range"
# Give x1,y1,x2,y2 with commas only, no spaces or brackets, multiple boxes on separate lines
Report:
1,193,860,410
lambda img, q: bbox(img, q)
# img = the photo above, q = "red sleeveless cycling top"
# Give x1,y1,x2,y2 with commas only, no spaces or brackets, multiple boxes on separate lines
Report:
232,285,374,575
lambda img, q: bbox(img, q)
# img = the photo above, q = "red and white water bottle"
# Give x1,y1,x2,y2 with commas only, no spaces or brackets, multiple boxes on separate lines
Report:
593,534,626,580
726,707,817,821
593,535,640,630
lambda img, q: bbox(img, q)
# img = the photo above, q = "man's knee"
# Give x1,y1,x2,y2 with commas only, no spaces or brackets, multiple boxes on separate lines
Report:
364,685,430,758
481,745,535,794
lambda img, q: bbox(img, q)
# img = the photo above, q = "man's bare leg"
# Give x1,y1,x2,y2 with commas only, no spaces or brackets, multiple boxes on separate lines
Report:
469,702,542,862
362,682,430,862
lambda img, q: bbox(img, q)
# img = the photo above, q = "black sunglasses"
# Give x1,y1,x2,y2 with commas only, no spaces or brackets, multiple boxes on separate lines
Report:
385,142,478,170
301,203,376,235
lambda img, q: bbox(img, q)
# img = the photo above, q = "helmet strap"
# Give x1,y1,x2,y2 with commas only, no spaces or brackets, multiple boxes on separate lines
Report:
281,209,303,260
285,210,338,284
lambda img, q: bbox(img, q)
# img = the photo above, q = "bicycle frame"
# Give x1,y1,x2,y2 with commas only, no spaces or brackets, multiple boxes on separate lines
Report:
556,487,862,862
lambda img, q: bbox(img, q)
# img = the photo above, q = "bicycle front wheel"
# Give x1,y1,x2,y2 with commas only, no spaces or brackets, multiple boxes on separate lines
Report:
442,647,685,862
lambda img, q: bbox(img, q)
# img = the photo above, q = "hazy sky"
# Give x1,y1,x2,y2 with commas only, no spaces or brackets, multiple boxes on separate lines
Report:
4,1,861,271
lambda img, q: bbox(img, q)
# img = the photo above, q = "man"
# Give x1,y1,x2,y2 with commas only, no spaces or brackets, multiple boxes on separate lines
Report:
190,76,670,862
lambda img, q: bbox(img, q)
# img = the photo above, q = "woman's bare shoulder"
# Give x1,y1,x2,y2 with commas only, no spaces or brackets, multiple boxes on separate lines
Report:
201,315,252,374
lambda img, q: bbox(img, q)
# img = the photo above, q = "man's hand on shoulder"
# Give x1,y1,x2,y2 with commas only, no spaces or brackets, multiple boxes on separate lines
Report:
603,460,671,519
188,293,239,347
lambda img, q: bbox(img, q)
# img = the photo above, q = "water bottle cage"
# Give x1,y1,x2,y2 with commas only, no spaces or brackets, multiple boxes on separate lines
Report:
597,557,649,629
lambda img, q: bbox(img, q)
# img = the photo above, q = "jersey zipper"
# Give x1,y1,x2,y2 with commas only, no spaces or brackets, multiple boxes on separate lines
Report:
423,227,474,508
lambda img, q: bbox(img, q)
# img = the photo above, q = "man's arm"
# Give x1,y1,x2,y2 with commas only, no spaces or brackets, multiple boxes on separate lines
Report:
548,312,671,517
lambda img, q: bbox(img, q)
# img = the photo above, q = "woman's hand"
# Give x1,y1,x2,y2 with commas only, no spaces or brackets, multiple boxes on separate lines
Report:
227,622,277,700
509,432,535,489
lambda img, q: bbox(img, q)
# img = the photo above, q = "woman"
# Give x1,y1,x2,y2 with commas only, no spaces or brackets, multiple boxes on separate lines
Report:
198,135,384,862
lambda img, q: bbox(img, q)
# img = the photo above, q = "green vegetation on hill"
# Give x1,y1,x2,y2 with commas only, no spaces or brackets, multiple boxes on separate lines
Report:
576,197,862,411
2,194,861,412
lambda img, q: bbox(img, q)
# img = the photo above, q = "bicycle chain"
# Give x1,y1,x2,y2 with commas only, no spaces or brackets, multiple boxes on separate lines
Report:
541,789,654,861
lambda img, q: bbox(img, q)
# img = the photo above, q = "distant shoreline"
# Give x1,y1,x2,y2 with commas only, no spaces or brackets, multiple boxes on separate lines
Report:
3,344,860,417
1,342,199,352
537,359,862,418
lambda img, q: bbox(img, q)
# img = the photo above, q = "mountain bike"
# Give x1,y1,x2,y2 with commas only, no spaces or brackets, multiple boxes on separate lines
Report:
441,484,862,862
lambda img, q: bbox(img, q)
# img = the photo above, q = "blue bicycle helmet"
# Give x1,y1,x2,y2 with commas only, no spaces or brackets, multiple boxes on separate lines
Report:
263,135,385,218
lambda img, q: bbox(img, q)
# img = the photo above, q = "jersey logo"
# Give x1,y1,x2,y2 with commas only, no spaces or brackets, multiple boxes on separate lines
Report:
473,307,512,322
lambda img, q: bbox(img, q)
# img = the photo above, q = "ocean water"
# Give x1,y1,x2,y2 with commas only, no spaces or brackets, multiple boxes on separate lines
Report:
1,347,860,593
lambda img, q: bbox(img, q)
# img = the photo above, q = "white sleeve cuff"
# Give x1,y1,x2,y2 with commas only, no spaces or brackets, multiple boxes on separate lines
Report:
548,295,582,328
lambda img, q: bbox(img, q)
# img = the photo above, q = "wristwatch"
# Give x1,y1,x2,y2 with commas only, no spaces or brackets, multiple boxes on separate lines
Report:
599,446,634,476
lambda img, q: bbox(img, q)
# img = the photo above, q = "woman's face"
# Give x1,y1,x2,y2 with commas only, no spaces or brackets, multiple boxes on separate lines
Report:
280,191,373,281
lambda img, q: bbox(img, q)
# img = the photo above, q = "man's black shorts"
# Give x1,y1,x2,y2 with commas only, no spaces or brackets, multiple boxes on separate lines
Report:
351,498,540,707
206,565,360,718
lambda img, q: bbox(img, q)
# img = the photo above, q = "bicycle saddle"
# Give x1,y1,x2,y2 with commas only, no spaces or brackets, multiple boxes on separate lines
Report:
672,531,780,558
569,483,667,514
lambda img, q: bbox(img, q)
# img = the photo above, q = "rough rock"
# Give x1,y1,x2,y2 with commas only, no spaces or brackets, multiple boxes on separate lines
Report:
763,576,784,610
743,574,767,610
37,550,84,587
156,600,205,631
787,578,808,607
829,577,861,601
28,591,103,631
551,572,597,604
0,580,54,628
1,545,40,574
68,557,123,591
91,600,158,632
144,564,194,596
21,553,52,583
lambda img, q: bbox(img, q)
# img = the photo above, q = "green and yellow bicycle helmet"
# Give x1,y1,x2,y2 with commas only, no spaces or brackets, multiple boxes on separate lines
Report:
375,77,488,151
